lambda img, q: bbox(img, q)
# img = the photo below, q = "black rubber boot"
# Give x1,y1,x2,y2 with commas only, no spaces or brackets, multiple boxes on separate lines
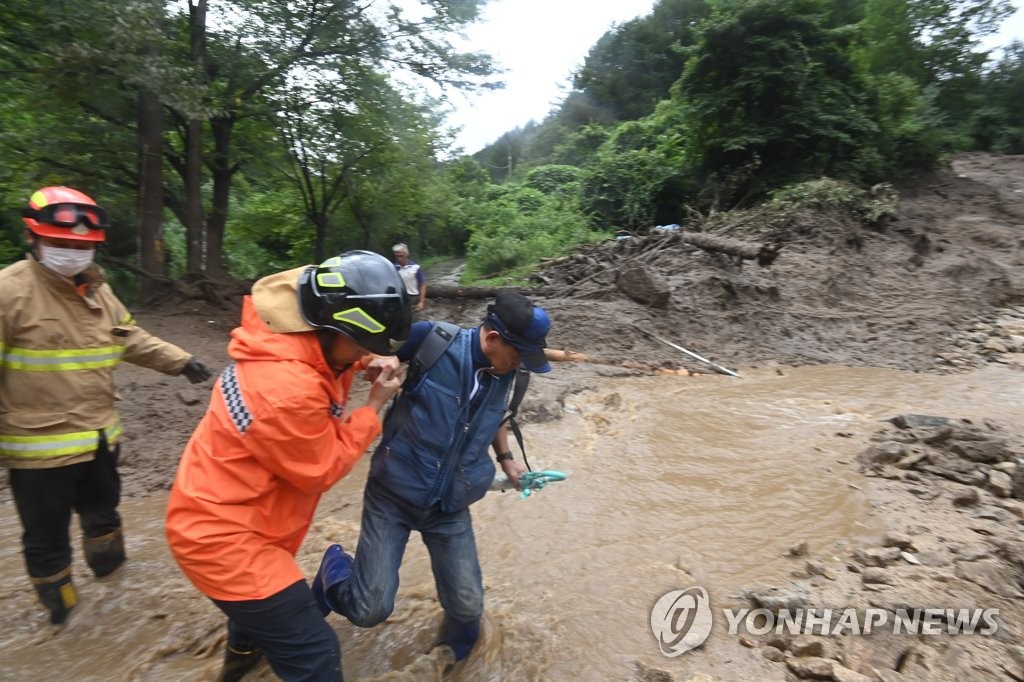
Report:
32,569,77,625
218,644,263,682
83,528,126,578
442,613,481,661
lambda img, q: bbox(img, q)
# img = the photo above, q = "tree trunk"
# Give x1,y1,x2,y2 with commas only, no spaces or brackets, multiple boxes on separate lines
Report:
426,284,534,299
185,0,207,277
208,115,235,278
185,119,205,276
312,210,328,263
137,86,165,303
673,231,781,266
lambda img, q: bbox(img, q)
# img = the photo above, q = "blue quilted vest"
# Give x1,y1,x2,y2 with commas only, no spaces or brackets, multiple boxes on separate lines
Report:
368,328,514,512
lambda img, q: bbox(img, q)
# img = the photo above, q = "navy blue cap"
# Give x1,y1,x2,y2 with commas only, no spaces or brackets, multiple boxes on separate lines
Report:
486,292,551,373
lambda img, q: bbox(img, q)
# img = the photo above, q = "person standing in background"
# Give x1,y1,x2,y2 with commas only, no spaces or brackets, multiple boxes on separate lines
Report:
392,243,426,312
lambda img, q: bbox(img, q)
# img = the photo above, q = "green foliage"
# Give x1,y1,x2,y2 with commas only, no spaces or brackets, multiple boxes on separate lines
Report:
766,177,898,224
859,76,952,177
223,183,310,278
580,113,688,228
522,165,583,196
573,0,710,123
971,41,1024,153
462,184,605,280
679,0,877,204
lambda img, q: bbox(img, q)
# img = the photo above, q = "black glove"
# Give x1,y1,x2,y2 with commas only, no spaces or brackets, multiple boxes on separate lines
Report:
181,357,212,384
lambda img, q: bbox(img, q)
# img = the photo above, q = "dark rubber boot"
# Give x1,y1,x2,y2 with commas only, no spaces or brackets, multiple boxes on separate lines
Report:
32,569,78,625
442,613,481,661
83,528,126,578
218,644,263,682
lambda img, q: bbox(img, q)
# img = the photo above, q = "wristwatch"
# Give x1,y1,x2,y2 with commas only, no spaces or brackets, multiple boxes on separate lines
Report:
495,451,514,463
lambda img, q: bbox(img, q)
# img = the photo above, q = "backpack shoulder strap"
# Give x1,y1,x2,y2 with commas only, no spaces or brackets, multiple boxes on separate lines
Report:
404,321,460,388
502,368,532,470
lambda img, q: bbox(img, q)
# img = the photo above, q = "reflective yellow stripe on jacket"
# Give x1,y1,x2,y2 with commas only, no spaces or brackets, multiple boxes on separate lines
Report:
2,345,125,371
0,420,123,458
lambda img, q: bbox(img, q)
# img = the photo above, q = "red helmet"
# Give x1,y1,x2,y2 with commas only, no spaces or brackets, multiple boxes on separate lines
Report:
20,186,108,242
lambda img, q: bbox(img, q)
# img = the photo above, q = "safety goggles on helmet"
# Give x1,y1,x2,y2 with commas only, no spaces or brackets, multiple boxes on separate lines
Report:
298,251,412,356
20,203,109,230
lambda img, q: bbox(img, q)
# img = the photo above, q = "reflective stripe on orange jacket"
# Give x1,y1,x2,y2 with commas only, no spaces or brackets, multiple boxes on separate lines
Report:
165,296,380,601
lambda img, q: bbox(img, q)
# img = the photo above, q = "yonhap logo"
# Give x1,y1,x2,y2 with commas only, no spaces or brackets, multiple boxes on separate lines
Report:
650,586,713,656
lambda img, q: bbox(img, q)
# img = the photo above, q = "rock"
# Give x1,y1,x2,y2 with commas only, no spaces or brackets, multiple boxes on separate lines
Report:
882,532,915,550
862,443,905,465
832,664,878,682
789,636,826,658
888,414,951,430
983,337,1008,353
788,540,810,557
743,584,810,610
955,560,1024,598
920,453,988,486
968,505,1015,523
951,487,980,507
615,264,670,308
995,498,1024,518
862,567,894,585
894,451,928,469
949,439,1012,464
786,656,834,680
177,388,203,406
633,661,676,682
1004,646,1024,680
762,646,786,662
853,547,903,567
805,561,836,580
1013,463,1024,499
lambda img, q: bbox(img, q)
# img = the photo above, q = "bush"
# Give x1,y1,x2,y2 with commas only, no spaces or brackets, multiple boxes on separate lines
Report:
462,186,606,281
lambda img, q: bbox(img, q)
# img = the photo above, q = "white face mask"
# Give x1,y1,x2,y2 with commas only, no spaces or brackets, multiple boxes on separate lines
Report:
38,244,95,277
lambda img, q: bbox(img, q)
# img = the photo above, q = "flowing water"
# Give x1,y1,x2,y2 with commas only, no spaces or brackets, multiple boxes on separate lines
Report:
2,365,1023,680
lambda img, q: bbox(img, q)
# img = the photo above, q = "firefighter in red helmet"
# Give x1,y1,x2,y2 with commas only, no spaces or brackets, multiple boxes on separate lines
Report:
1,185,213,625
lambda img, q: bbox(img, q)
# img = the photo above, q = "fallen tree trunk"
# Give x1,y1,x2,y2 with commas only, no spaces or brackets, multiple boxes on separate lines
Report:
672,231,781,266
426,284,548,299
98,254,245,306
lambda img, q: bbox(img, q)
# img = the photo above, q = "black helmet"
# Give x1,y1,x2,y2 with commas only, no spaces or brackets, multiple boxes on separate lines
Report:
298,250,412,355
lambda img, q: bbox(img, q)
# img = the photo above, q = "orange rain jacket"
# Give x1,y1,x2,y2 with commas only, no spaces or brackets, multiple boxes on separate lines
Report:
165,296,380,601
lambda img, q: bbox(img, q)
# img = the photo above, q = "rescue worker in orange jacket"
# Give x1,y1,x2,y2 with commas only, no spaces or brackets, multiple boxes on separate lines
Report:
0,186,212,625
165,251,411,682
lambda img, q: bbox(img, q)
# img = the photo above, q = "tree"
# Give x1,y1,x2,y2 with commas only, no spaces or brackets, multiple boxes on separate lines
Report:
574,0,709,123
856,0,1014,124
678,0,875,205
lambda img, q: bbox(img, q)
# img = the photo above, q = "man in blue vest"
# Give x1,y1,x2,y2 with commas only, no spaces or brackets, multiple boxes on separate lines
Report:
313,291,551,662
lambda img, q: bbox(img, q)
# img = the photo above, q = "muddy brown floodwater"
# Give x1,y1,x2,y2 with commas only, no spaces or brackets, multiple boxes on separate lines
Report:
3,364,1022,680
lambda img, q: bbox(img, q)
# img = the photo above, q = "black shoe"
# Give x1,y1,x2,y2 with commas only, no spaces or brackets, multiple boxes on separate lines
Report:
218,645,262,682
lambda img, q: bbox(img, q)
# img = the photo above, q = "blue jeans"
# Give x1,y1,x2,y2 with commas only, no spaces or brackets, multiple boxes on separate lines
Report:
334,480,484,630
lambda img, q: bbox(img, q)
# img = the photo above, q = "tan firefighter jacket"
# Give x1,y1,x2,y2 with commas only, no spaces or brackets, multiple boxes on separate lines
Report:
0,255,192,468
